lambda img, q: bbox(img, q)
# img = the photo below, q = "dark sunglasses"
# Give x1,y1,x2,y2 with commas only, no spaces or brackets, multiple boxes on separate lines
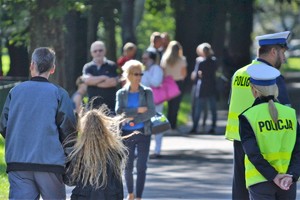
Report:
133,73,144,77
93,49,104,53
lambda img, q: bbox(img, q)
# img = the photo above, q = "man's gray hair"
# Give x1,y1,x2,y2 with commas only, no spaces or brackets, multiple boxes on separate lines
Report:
31,47,56,74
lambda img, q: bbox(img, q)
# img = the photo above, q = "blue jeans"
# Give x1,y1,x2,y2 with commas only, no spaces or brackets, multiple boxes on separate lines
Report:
122,129,151,198
191,96,217,131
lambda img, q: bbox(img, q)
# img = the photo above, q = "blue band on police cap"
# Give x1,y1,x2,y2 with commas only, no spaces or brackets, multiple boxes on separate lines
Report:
250,78,277,86
259,38,286,46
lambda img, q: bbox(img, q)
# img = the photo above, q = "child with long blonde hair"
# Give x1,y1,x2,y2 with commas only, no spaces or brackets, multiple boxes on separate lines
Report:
66,106,127,199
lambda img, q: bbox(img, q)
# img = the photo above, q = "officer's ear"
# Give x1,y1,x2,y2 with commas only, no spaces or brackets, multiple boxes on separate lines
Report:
270,47,278,56
271,45,282,57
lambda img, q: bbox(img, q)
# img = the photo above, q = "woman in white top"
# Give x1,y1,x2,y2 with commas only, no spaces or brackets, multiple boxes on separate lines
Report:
141,51,165,158
160,41,187,130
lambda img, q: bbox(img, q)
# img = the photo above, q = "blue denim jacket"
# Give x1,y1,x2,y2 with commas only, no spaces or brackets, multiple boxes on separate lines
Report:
115,84,156,135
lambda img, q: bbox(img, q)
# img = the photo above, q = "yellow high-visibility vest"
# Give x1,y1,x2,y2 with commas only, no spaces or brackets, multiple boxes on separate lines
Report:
225,60,260,141
242,103,297,188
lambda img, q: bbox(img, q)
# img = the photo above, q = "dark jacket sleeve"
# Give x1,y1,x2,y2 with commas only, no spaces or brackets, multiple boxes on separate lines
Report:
0,92,11,138
287,123,300,182
56,89,77,152
239,115,278,181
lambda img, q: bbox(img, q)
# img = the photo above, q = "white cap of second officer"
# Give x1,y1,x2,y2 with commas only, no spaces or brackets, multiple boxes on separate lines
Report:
255,31,290,47
247,63,280,86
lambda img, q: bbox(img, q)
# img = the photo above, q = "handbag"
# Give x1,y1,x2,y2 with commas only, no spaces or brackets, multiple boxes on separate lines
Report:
151,112,171,134
151,76,181,105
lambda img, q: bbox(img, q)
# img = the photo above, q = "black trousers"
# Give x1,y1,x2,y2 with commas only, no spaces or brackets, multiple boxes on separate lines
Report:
232,140,250,200
249,181,296,200
167,80,184,129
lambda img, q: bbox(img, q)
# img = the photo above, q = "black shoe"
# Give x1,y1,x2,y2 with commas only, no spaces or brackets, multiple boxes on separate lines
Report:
208,129,215,134
150,154,162,159
188,129,197,134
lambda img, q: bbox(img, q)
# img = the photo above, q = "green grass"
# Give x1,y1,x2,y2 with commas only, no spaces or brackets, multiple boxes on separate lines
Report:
177,94,191,126
0,136,8,199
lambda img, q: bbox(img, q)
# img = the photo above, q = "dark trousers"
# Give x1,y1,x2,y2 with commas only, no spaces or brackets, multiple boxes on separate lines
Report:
122,130,151,198
167,80,184,129
232,140,250,200
249,181,296,200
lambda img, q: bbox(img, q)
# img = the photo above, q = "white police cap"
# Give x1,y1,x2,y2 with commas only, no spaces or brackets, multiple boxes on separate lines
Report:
247,63,280,86
255,31,290,47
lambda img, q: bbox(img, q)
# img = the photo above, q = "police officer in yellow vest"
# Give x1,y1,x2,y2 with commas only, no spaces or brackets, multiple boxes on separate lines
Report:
225,31,292,200
239,63,300,200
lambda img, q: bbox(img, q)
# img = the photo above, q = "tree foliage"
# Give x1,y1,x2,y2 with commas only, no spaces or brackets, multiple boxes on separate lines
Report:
136,0,175,55
0,0,88,46
2,0,299,94
255,0,300,38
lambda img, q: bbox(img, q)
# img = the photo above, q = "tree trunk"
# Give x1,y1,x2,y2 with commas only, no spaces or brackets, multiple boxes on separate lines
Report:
86,0,102,60
228,0,253,75
210,1,228,69
29,0,66,89
103,2,117,61
174,0,227,76
133,0,146,30
174,0,199,75
64,11,88,93
121,0,136,45
6,42,29,78
86,0,119,63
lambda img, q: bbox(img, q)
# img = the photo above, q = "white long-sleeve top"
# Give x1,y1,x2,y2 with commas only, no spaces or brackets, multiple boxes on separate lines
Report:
141,64,164,87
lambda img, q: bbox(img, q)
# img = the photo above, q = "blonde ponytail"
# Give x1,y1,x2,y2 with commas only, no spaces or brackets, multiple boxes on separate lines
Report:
268,99,278,123
252,84,279,123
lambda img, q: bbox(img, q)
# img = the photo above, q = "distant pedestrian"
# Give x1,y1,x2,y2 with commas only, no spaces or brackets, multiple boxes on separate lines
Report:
82,41,118,113
0,47,77,199
161,40,187,130
117,42,137,71
189,43,218,134
115,60,156,200
225,31,292,200
67,106,127,199
147,31,163,64
239,63,300,200
71,76,87,114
